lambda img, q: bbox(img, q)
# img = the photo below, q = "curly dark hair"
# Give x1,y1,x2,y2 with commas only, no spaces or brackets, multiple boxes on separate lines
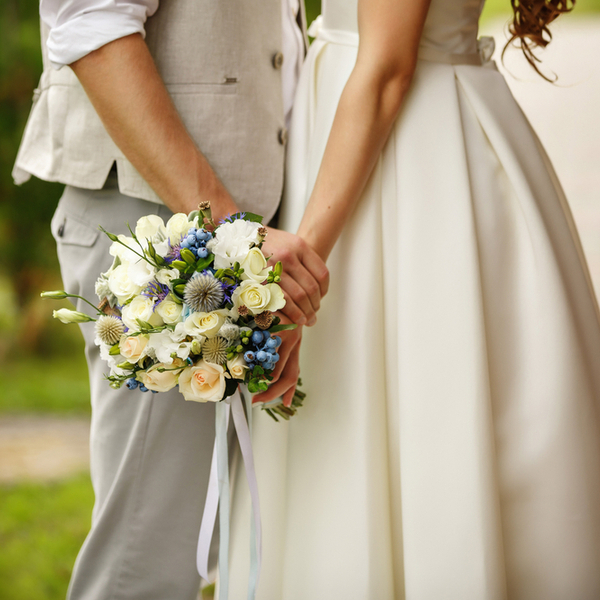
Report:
504,0,576,80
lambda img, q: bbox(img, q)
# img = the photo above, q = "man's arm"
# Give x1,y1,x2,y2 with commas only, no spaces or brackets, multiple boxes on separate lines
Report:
71,33,238,219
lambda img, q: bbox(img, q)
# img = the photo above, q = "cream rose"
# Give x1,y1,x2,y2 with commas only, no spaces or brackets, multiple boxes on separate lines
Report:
207,219,262,269
156,268,179,286
128,259,157,287
166,213,194,243
108,263,143,303
240,247,271,283
156,296,184,325
109,235,139,263
184,309,228,339
122,296,164,331
231,281,286,316
227,354,249,380
179,360,226,402
137,360,183,392
119,334,149,363
135,215,167,242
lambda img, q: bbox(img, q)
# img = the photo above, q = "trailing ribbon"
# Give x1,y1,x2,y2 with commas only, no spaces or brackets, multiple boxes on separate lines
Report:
197,388,262,600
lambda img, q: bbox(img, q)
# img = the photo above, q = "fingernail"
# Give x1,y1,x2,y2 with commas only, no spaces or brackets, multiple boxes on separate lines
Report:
298,316,307,325
308,318,316,327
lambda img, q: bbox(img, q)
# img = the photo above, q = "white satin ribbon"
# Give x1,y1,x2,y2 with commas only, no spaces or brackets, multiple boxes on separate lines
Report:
197,389,262,600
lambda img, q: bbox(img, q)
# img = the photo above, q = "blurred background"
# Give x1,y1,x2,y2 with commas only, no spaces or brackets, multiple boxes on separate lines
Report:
0,0,598,598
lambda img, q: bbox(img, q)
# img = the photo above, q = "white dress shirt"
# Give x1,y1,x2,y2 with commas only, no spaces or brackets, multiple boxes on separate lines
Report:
40,0,304,126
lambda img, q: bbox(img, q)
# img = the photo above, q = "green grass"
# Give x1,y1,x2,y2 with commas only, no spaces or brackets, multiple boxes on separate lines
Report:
0,474,94,600
0,354,90,415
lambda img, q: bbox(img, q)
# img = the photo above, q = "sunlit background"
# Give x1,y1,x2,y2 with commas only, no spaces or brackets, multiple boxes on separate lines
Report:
0,0,598,598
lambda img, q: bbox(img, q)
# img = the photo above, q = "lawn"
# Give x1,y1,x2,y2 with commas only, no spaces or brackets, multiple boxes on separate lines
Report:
0,474,94,600
0,353,90,415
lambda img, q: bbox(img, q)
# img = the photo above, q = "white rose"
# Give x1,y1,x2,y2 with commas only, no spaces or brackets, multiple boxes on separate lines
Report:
137,360,183,392
119,334,149,363
207,220,262,269
135,215,167,242
184,309,228,339
156,296,184,325
166,213,194,243
146,329,190,364
156,268,179,286
240,247,271,283
122,296,164,331
227,354,249,380
108,263,143,304
109,235,140,264
128,259,157,287
179,360,226,402
231,281,286,316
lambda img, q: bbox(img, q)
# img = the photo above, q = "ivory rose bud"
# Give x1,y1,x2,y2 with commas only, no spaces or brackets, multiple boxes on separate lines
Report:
166,213,193,243
135,215,167,242
207,220,262,269
137,360,183,392
108,263,143,303
184,309,228,339
179,360,226,402
119,334,149,363
122,296,164,331
156,296,184,325
52,308,95,324
240,247,271,283
231,280,286,316
227,354,249,380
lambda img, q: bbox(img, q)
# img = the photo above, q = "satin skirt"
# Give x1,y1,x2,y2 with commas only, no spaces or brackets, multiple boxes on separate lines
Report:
229,38,600,600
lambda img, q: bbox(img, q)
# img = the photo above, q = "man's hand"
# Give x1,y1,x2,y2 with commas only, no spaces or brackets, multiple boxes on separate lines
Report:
262,227,329,327
253,320,302,407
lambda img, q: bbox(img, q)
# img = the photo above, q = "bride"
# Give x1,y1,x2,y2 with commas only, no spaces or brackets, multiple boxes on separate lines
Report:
231,0,600,597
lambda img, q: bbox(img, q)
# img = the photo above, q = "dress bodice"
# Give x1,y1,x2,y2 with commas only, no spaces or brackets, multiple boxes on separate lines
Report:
322,0,487,55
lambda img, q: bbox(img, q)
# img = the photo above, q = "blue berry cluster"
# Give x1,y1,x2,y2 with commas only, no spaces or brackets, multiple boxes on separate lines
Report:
244,330,282,371
126,378,158,393
180,227,213,259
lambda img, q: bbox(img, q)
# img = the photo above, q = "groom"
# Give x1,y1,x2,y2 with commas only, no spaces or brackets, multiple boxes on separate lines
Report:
13,0,327,598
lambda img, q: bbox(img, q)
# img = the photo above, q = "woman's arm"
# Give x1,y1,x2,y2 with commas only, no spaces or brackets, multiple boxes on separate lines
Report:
296,0,431,261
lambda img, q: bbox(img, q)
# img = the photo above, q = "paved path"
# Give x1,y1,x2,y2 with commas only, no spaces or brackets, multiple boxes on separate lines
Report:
1,18,599,485
0,415,90,483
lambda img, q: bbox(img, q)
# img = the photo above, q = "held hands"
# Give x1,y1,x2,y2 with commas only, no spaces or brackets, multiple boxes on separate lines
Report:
261,226,329,327
253,228,329,406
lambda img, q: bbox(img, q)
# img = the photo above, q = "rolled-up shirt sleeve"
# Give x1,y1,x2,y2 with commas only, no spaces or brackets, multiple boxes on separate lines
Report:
40,0,159,69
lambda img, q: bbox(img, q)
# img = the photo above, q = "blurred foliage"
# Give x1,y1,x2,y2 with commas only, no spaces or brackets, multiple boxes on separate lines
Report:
0,354,90,414
0,0,68,360
0,473,94,600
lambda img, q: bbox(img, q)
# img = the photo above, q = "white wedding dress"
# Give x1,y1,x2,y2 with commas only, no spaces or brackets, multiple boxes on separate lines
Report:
229,0,600,598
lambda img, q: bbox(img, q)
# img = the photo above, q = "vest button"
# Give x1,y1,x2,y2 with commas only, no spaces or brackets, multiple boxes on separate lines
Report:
278,127,288,146
272,52,284,70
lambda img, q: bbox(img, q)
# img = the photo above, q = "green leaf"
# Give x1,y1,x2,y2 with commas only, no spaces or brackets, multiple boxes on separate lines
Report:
229,212,263,224
257,381,269,392
223,378,239,399
248,380,260,394
195,254,215,272
109,343,121,356
268,323,298,333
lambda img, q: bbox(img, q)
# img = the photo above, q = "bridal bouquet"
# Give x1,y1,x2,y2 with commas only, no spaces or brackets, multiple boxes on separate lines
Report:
43,202,304,421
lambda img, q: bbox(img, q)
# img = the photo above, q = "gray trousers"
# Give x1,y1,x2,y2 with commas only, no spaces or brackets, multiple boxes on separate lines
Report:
52,173,218,600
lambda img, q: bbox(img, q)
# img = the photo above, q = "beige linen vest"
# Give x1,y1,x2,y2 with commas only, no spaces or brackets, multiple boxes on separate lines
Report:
13,0,306,223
